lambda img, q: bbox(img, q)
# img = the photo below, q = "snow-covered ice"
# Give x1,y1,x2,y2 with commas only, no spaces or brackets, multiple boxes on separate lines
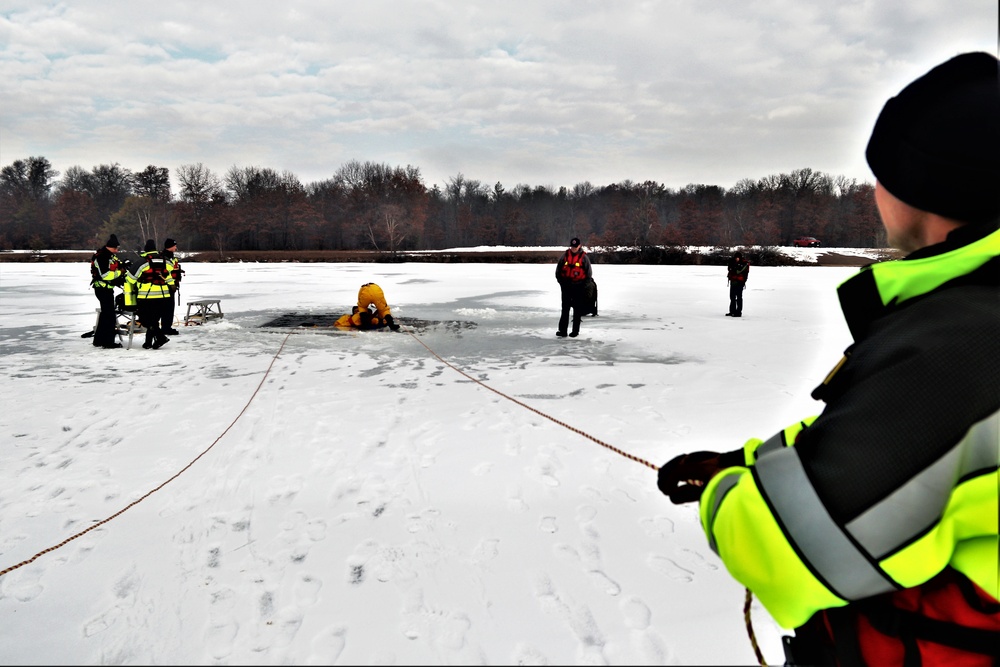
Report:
0,256,867,665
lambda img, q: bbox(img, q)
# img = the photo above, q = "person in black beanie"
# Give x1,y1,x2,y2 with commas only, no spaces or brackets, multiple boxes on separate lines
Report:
554,237,593,337
657,52,999,666
725,251,749,317
89,234,127,348
160,238,182,335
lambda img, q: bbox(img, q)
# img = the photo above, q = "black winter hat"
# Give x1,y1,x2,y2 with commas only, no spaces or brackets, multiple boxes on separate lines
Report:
143,239,157,252
164,238,176,249
865,51,1000,223
106,234,120,248
570,237,581,247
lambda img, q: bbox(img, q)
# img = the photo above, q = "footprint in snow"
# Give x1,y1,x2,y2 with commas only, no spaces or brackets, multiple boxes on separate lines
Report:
639,515,675,538
680,546,720,570
306,626,347,665
646,555,695,582
588,569,621,596
206,618,238,660
294,573,322,606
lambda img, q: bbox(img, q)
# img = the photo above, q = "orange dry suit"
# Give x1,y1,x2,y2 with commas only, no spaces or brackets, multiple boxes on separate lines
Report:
334,283,399,330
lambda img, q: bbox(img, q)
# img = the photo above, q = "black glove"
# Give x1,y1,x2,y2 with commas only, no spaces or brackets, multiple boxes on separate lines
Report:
385,315,400,332
657,450,744,504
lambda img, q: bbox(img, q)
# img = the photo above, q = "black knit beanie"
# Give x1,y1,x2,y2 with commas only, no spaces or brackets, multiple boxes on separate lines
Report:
143,239,157,252
865,52,1000,223
106,234,120,248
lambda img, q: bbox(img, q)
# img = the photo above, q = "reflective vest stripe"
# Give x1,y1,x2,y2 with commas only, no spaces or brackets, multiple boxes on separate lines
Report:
749,410,999,602
862,229,1000,307
754,445,899,601
846,411,999,560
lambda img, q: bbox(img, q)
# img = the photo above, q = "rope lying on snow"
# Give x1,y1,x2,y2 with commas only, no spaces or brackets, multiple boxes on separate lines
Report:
2,329,769,666
406,330,768,666
406,331,660,470
0,332,295,579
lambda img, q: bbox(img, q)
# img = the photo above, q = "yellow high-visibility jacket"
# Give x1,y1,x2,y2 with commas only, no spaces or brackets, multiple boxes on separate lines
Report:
701,225,999,630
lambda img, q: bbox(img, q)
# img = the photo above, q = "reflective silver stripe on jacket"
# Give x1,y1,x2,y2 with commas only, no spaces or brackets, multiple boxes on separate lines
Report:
754,438,897,600
751,410,999,601
846,410,999,559
753,431,787,460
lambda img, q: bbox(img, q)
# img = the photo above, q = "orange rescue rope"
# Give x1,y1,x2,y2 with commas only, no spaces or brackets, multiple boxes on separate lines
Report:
407,329,768,666
0,332,294,578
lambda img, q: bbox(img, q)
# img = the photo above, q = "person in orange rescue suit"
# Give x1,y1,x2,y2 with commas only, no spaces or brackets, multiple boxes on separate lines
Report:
333,282,401,331
160,238,182,336
555,237,592,338
657,51,1000,666
90,233,127,349
124,239,176,349
725,251,749,317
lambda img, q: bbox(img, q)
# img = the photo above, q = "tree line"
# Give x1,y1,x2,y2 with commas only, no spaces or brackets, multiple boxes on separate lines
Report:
0,156,884,254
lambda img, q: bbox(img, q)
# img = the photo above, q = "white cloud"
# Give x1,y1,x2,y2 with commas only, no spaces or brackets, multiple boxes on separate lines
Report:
1,0,996,190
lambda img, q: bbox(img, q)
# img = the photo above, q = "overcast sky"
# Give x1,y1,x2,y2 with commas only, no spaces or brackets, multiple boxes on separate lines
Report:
1,1,996,193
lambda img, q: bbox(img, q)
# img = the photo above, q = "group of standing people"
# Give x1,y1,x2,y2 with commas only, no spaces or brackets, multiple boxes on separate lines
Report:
553,237,749,337
83,50,999,666
90,236,183,350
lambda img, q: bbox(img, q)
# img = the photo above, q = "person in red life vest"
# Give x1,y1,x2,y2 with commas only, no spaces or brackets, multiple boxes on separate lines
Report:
657,52,1000,666
555,237,593,338
725,251,749,317
89,234,127,349
124,239,175,349
334,282,401,331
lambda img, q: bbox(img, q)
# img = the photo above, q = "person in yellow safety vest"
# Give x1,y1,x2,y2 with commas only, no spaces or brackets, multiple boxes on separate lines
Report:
333,283,401,331
90,233,127,349
657,52,1000,666
124,239,176,349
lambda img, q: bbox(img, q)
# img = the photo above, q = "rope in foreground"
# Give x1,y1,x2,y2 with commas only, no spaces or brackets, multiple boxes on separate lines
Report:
2,329,768,666
406,331,660,471
0,332,294,579
406,330,767,666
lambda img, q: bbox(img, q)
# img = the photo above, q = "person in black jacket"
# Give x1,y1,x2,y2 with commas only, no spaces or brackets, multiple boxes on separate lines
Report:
89,234,126,349
657,51,1000,666
725,251,750,317
555,237,593,338
160,238,182,335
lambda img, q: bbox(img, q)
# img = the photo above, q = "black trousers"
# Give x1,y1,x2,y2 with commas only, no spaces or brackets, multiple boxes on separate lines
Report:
729,282,745,315
138,299,169,343
94,287,118,346
558,282,586,334
160,287,176,331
